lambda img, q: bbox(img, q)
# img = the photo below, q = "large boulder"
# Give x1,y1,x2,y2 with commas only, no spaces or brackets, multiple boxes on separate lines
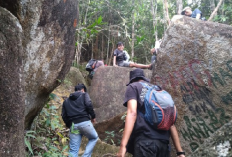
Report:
190,119,232,157
0,7,25,157
89,66,152,123
0,0,77,155
20,0,78,129
151,15,232,155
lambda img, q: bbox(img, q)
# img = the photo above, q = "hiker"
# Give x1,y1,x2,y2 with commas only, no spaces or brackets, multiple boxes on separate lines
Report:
117,68,185,157
181,6,202,19
93,60,104,72
86,59,104,79
113,42,151,69
150,39,162,70
62,83,98,157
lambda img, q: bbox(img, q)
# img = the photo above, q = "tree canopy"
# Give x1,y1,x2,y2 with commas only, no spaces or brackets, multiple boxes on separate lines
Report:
76,0,232,65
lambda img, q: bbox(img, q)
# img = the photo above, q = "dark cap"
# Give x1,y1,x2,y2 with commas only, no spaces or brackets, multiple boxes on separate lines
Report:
117,42,124,47
75,83,87,92
126,68,149,86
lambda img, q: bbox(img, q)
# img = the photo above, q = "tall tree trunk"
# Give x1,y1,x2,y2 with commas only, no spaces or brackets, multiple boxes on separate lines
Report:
91,42,94,59
208,0,224,21
108,41,115,66
106,24,110,64
84,0,90,25
76,0,90,64
151,0,158,38
131,0,135,59
94,35,99,58
75,0,80,65
210,0,216,13
221,0,225,15
163,0,170,27
101,34,104,60
176,0,183,15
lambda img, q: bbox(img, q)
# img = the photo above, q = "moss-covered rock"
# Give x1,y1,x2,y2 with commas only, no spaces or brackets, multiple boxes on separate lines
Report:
79,138,132,157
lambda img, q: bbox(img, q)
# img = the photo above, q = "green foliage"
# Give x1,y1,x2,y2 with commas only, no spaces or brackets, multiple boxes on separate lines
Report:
77,0,232,64
103,112,127,146
104,131,115,145
63,78,72,87
70,123,80,134
25,102,69,157
25,131,36,155
72,61,86,72
212,1,232,25
121,112,127,122
77,15,105,45
49,93,59,101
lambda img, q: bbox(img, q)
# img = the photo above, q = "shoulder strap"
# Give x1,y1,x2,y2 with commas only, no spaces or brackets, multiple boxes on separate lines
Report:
92,60,98,69
139,81,149,88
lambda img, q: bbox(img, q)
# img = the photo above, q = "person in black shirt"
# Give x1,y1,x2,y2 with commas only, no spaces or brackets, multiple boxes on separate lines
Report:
62,83,98,157
113,42,151,69
117,68,185,157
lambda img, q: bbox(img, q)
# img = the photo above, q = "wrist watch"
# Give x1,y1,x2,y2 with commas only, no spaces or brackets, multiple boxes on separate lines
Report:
176,152,185,156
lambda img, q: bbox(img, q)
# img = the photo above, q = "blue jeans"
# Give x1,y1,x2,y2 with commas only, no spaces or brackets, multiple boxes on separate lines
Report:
151,55,156,63
69,120,98,157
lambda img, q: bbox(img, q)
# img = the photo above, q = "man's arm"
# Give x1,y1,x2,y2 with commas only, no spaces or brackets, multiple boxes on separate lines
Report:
194,9,202,19
113,56,117,66
61,102,69,128
84,93,96,120
170,125,185,157
117,99,137,157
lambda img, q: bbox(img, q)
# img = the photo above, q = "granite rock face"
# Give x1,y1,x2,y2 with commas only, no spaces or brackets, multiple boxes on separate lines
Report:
89,66,152,123
20,0,78,129
0,0,77,155
190,119,232,157
0,7,25,157
151,15,232,155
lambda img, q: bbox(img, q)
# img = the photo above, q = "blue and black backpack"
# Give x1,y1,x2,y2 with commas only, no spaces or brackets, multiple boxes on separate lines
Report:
139,82,177,130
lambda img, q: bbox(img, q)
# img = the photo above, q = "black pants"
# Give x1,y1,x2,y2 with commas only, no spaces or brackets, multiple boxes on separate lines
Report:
134,139,170,157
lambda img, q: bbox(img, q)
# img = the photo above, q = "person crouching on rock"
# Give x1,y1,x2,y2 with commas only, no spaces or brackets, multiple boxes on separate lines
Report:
113,42,151,69
181,6,202,19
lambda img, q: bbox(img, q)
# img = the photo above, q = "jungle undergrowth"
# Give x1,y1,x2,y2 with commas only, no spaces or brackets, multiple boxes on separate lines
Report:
25,94,69,157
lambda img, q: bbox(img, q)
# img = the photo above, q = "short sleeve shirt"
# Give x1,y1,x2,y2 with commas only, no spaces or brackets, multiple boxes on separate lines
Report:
124,81,170,152
191,8,202,18
113,49,125,64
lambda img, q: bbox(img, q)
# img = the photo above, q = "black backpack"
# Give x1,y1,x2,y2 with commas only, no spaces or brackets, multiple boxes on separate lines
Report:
86,59,98,71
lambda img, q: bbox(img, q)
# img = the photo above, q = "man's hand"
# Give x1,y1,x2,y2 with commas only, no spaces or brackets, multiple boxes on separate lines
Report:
196,13,201,19
178,155,185,157
117,146,126,157
91,118,96,124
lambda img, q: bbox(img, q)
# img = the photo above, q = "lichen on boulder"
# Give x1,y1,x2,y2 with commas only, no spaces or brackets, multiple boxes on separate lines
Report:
151,15,232,155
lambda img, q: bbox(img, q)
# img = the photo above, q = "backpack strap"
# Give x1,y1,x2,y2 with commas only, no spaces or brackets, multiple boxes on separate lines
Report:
92,60,98,69
139,82,162,91
139,81,150,89
138,82,151,118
